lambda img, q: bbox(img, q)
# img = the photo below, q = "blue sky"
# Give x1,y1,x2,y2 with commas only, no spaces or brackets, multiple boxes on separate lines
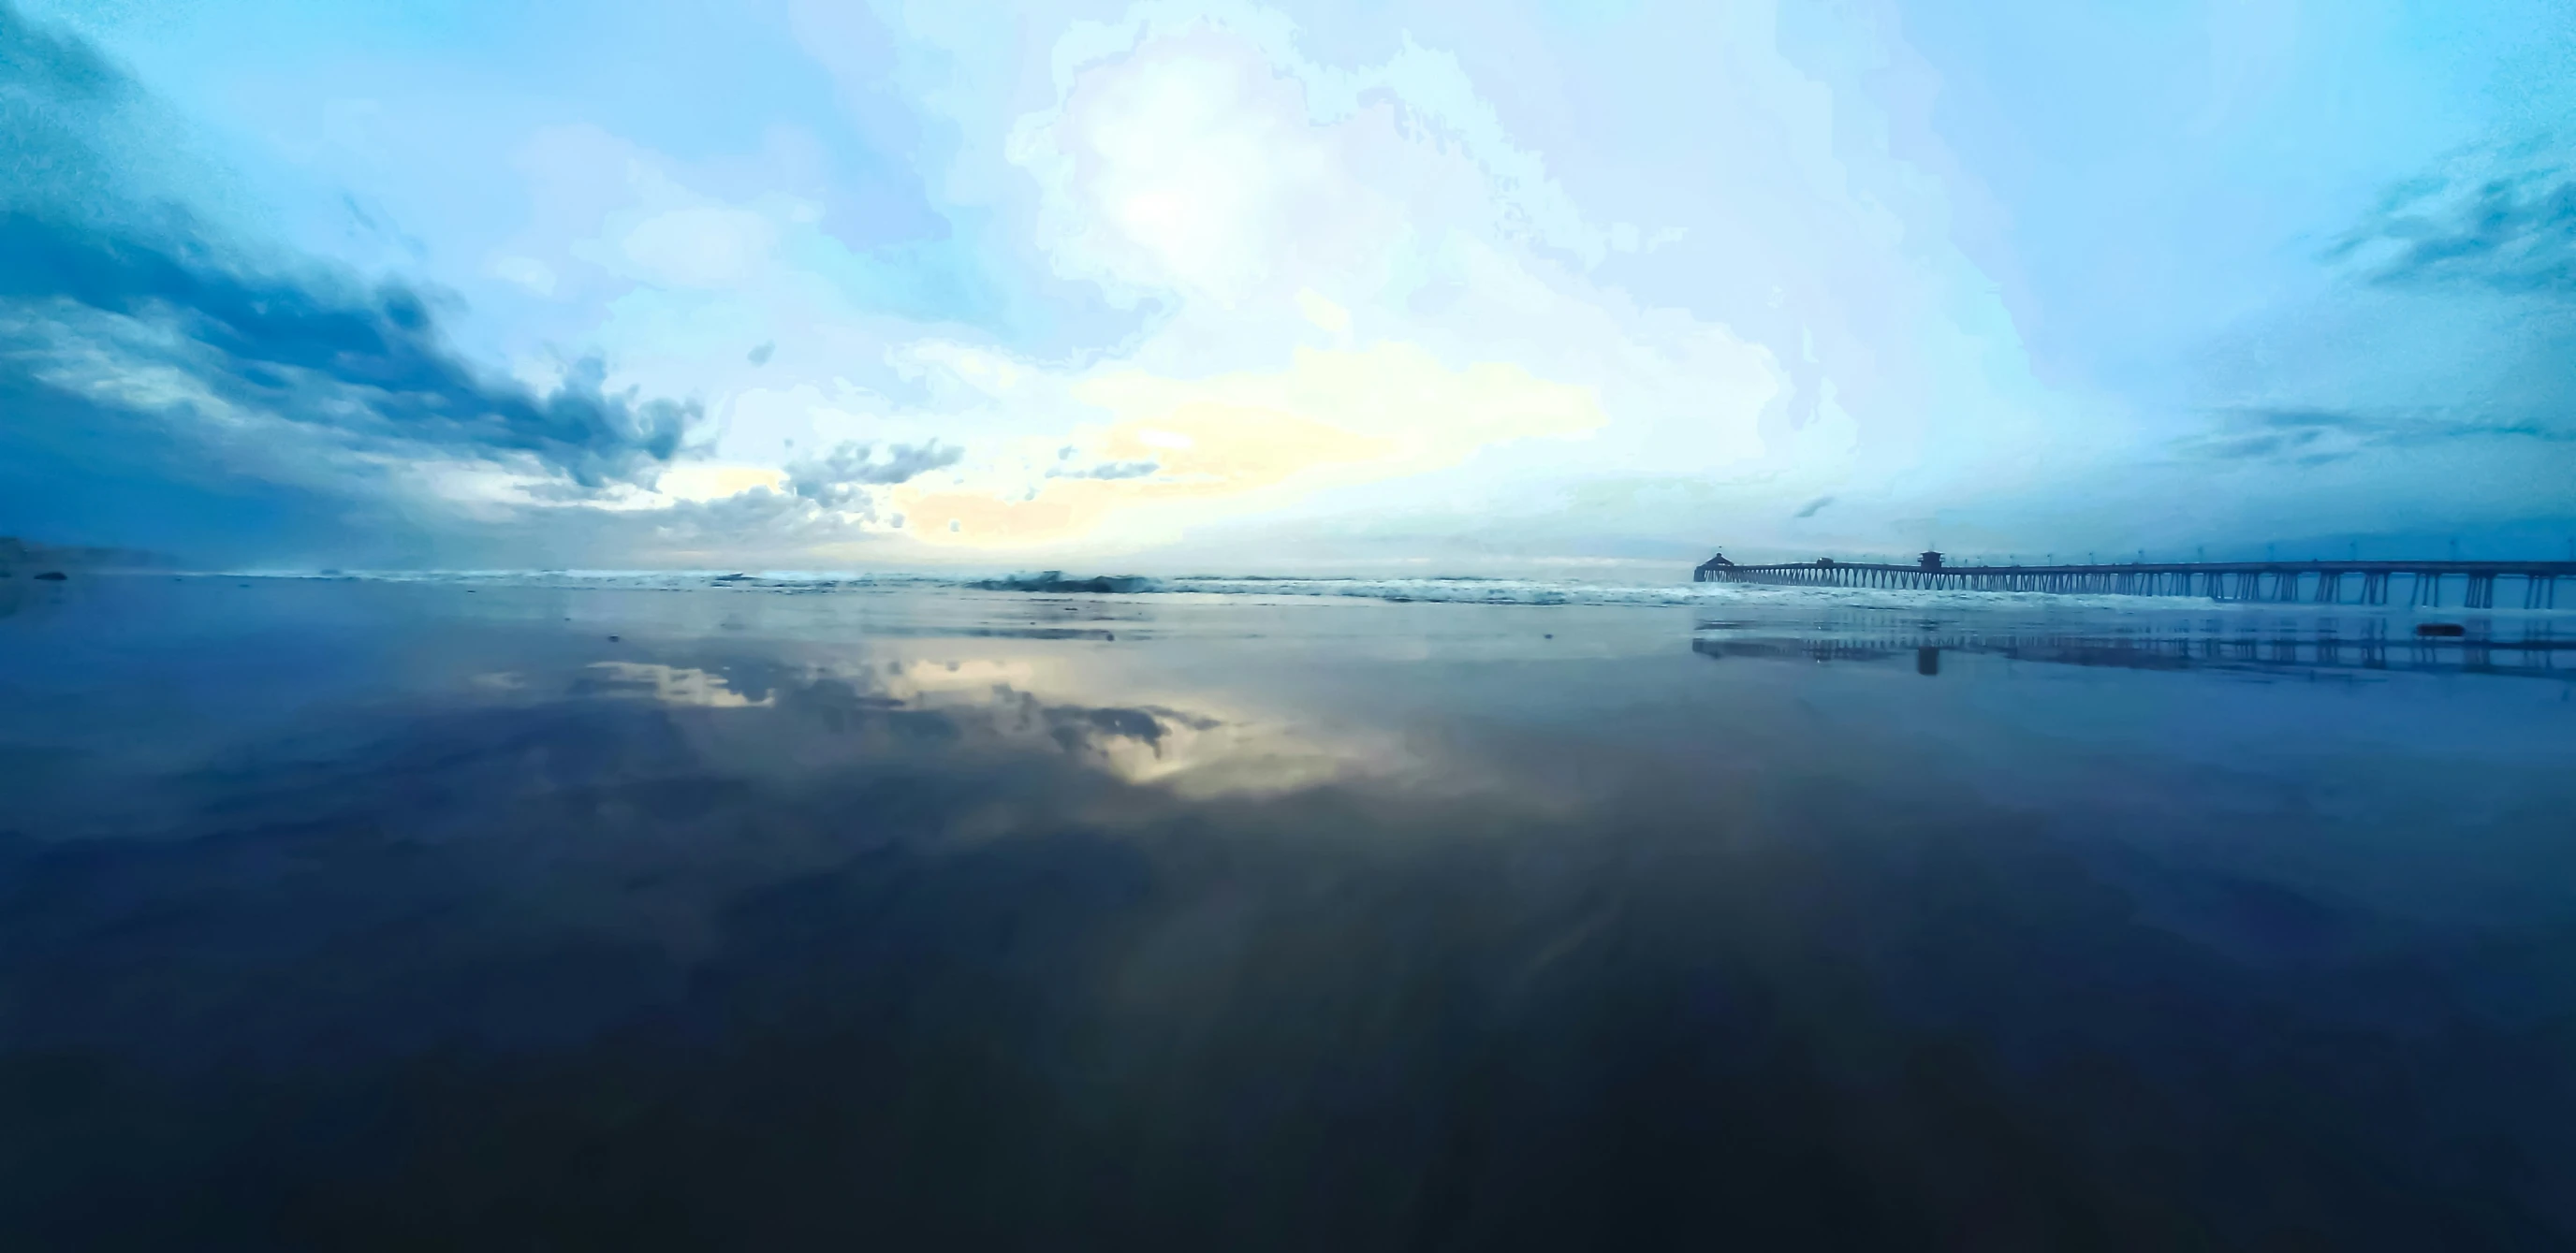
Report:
3,0,2570,571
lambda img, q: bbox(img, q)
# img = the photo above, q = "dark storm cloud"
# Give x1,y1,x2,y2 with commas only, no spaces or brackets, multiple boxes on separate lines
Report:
0,206,695,491
0,1,699,533
785,440,965,508
2324,147,2576,296
1792,495,1835,519
0,210,696,486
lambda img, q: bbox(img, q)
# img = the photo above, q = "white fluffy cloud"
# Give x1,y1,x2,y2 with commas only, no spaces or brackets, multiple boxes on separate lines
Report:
1012,30,1404,307
462,2,1826,562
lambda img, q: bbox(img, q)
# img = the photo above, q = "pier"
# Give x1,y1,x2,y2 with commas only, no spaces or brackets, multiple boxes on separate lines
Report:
1693,551,2574,608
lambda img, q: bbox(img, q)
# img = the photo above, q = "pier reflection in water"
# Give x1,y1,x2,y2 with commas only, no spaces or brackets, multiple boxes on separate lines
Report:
1696,609,2576,682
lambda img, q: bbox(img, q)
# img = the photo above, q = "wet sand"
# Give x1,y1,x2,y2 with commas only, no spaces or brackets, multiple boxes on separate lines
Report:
4,575,2573,1249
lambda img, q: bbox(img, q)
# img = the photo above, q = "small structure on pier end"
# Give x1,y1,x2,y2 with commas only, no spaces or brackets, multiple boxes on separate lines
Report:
1919,550,1945,571
1692,551,1735,583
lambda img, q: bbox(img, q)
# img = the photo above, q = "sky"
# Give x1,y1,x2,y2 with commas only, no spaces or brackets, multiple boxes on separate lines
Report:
2,0,2571,573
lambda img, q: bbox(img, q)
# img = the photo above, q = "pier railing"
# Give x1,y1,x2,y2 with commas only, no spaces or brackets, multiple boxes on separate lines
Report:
1693,559,2574,609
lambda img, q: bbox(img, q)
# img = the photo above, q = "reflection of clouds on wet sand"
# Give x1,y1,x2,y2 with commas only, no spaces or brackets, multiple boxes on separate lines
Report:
855,654,1376,795
584,662,775,707
538,646,1412,799
9,579,2576,1248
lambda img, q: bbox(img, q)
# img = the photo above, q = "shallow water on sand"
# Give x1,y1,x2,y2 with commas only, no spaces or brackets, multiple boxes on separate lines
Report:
4,575,2574,1249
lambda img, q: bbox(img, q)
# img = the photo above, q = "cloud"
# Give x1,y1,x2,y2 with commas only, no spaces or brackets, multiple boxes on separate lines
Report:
0,2,119,105
785,440,965,508
2326,145,2576,296
1048,459,1159,480
2178,405,2576,463
888,341,1607,547
1792,495,1835,519
0,209,699,487
0,0,702,564
10,0,1804,567
1007,32,1405,311
1007,19,1603,310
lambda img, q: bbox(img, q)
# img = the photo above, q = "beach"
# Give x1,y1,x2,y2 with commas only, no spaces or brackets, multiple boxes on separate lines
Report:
5,573,2574,1248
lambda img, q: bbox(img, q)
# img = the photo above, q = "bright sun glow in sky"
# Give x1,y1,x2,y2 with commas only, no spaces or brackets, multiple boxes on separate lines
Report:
3,0,2572,571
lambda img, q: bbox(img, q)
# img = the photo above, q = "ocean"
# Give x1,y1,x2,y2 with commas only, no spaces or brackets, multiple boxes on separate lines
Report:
4,570,2572,1248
